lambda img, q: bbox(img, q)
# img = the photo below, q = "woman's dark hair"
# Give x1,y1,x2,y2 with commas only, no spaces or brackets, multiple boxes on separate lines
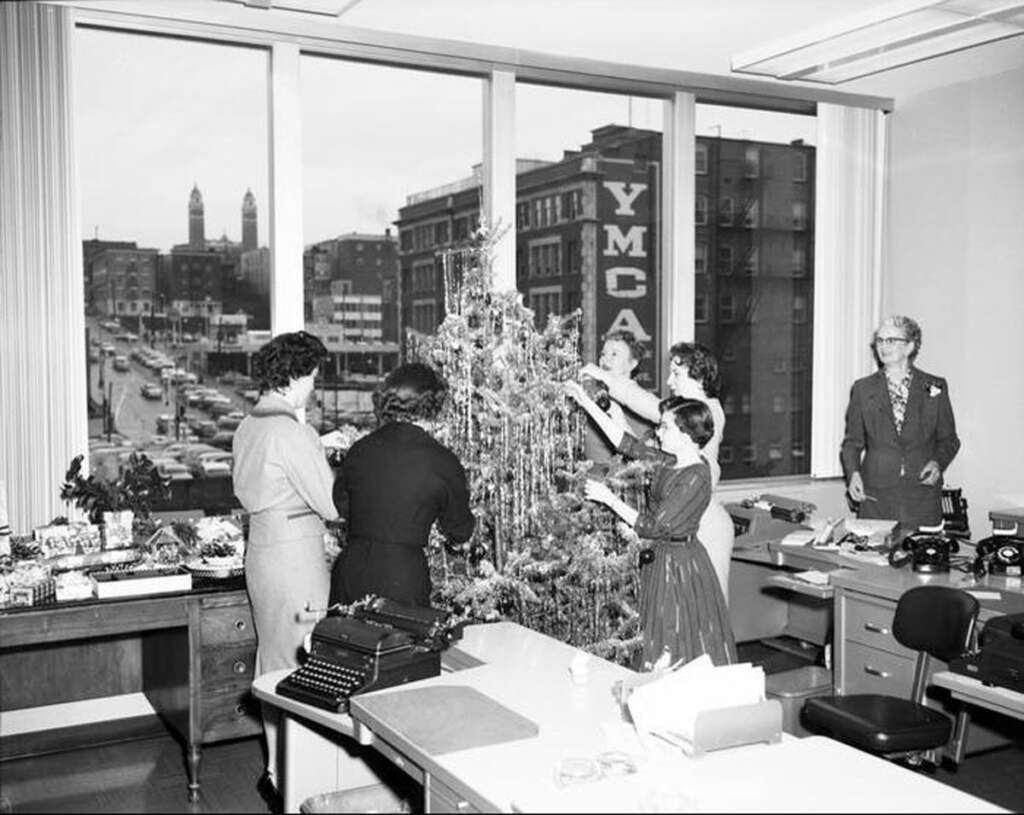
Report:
602,330,647,377
669,341,721,398
659,396,715,449
373,363,449,425
251,331,328,393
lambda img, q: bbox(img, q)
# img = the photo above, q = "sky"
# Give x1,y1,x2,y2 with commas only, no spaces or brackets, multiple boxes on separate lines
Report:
75,27,816,254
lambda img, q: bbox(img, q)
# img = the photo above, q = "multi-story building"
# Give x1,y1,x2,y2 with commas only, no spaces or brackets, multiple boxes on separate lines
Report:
394,125,815,478
88,245,159,328
82,238,138,309
303,231,400,342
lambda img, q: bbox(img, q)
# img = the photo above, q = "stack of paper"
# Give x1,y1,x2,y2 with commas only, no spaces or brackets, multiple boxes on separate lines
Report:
625,655,765,750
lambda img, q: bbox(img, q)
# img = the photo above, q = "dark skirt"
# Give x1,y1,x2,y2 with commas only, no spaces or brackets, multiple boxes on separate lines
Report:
329,538,431,607
638,538,737,670
859,476,942,537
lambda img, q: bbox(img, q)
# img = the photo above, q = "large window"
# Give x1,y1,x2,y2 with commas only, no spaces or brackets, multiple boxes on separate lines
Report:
76,28,269,512
517,86,665,389
300,57,481,428
695,104,816,479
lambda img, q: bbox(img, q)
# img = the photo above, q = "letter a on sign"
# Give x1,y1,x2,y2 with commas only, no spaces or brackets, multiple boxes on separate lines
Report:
603,182,647,216
606,308,652,342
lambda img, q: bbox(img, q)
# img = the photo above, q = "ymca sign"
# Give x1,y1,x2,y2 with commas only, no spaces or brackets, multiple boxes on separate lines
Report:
596,161,659,388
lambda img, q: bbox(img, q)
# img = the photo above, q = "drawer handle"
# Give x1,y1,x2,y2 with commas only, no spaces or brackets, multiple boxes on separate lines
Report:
863,623,890,635
233,660,248,675
234,619,248,632
864,665,890,678
234,703,247,716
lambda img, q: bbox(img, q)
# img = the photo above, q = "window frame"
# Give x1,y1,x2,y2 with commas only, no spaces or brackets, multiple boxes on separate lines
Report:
63,7,890,489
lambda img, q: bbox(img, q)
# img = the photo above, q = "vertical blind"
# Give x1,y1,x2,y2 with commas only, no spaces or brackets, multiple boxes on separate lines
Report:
1,1,88,531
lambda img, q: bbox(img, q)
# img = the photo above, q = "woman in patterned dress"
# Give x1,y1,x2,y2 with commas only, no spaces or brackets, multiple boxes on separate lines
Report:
567,382,737,669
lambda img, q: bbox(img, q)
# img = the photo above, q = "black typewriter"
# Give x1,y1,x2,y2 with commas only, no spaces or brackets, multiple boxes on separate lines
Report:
275,599,461,713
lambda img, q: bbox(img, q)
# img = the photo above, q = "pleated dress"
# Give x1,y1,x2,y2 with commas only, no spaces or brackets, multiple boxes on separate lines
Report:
635,458,738,670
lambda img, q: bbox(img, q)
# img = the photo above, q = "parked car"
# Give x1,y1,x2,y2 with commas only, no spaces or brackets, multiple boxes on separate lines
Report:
153,459,193,482
140,383,163,400
196,419,218,440
216,414,243,431
112,355,130,372
156,414,173,434
209,431,235,451
208,400,236,417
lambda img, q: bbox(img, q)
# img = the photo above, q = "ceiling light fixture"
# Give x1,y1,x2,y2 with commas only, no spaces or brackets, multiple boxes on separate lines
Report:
731,0,1024,84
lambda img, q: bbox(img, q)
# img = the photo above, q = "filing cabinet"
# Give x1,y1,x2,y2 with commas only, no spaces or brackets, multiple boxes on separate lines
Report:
196,593,260,743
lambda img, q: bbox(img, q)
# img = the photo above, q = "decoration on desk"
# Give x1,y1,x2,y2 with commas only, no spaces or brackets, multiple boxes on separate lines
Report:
617,654,781,757
181,516,245,578
91,565,192,599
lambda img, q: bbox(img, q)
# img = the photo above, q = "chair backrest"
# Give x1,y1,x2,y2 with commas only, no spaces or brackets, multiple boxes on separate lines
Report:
892,585,979,661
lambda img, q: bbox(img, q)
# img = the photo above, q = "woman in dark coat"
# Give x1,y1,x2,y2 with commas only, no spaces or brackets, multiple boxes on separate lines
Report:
330,363,475,607
841,315,961,535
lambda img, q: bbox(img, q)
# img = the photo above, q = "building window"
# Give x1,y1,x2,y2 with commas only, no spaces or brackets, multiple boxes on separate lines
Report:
743,443,757,463
695,243,707,275
528,286,562,328
792,201,808,231
794,153,807,182
719,197,734,227
792,246,807,277
773,395,786,413
744,200,759,229
744,147,760,178
696,195,708,226
719,294,735,323
695,143,708,175
516,202,530,230
768,443,783,461
741,393,751,414
743,247,759,276
793,294,808,324
528,239,561,279
695,293,708,324
723,394,736,416
719,445,734,464
717,246,733,275
411,260,434,293
411,298,436,334
721,343,737,362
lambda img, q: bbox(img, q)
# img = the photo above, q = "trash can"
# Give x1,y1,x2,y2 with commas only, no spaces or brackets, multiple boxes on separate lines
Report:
765,665,833,738
300,783,411,814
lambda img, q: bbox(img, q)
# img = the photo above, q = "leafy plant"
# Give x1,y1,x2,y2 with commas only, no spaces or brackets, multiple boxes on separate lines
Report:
60,453,171,527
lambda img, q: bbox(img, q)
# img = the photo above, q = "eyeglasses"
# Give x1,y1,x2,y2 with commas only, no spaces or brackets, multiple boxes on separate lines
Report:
875,337,909,346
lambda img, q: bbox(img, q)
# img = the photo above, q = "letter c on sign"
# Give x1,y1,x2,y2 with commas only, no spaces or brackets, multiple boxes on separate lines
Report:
605,267,647,299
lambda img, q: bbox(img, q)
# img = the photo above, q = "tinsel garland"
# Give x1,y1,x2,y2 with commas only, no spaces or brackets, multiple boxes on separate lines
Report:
406,225,652,665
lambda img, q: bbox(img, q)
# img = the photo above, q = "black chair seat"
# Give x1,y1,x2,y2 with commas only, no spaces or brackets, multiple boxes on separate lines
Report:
802,694,952,754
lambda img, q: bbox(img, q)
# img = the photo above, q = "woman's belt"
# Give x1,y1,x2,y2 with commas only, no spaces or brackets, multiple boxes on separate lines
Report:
639,534,696,565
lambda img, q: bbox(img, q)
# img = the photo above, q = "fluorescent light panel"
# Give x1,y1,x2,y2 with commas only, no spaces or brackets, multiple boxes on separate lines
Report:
732,0,1024,84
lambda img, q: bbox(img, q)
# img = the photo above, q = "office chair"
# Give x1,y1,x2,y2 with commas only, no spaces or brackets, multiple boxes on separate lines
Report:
801,585,979,766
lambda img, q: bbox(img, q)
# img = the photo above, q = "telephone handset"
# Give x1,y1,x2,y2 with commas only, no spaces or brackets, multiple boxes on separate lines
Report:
889,528,958,573
973,530,1024,577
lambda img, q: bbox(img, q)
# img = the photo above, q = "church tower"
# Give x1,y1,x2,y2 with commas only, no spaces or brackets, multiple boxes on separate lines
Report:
188,184,205,250
241,189,258,251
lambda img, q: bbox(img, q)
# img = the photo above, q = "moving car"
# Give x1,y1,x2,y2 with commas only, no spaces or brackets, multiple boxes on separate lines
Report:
112,355,130,372
140,383,163,400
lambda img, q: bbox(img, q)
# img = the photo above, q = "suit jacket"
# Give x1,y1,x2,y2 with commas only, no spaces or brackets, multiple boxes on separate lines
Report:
840,367,960,490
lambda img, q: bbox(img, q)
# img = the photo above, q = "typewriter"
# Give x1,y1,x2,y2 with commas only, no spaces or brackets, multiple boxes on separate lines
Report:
275,598,461,713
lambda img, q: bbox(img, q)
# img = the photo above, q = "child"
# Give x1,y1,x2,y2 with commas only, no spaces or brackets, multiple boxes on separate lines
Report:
566,382,737,669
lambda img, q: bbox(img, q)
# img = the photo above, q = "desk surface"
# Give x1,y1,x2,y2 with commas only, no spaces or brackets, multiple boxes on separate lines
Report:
256,622,1004,814
931,671,1024,722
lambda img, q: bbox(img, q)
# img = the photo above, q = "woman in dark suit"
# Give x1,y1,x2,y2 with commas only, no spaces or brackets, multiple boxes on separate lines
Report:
841,315,961,534
330,363,475,607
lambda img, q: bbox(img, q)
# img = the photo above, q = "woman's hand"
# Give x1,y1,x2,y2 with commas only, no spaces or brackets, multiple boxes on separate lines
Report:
584,479,615,507
319,429,347,449
580,363,611,384
847,471,866,503
918,459,941,486
563,380,587,405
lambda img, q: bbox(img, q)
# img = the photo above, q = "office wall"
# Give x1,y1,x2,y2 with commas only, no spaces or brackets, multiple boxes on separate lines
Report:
884,65,1024,538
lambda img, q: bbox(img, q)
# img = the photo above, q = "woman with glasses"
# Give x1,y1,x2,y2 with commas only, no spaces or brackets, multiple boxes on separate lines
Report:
841,315,961,534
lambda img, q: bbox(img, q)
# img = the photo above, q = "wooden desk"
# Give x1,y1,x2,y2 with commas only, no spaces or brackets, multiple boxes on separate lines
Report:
254,622,1003,813
0,584,259,800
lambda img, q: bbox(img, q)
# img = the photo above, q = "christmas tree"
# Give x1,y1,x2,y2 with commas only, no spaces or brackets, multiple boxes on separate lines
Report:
413,225,646,665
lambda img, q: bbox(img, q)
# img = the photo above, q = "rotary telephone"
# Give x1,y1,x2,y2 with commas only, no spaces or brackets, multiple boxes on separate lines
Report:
888,526,958,573
972,530,1024,577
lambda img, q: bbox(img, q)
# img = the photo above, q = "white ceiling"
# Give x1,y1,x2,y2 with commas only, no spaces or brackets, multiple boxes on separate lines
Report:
71,0,1024,100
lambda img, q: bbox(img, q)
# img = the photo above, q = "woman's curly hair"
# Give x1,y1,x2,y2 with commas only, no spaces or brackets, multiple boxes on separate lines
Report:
659,396,715,448
251,331,328,393
372,363,449,425
669,341,721,399
873,314,922,361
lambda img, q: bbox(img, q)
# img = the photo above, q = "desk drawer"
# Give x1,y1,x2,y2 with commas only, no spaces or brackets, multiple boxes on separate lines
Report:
841,641,915,696
200,681,260,742
427,775,481,814
841,593,914,659
201,643,256,688
199,602,255,646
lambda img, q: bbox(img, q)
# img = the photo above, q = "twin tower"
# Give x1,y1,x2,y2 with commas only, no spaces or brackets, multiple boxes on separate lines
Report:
188,184,258,252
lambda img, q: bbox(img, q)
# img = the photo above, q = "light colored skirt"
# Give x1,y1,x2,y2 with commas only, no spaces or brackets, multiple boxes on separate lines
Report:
245,510,330,675
698,498,736,603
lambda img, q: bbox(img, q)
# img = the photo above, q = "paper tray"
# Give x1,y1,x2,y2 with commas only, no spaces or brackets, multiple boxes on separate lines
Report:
658,699,783,758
